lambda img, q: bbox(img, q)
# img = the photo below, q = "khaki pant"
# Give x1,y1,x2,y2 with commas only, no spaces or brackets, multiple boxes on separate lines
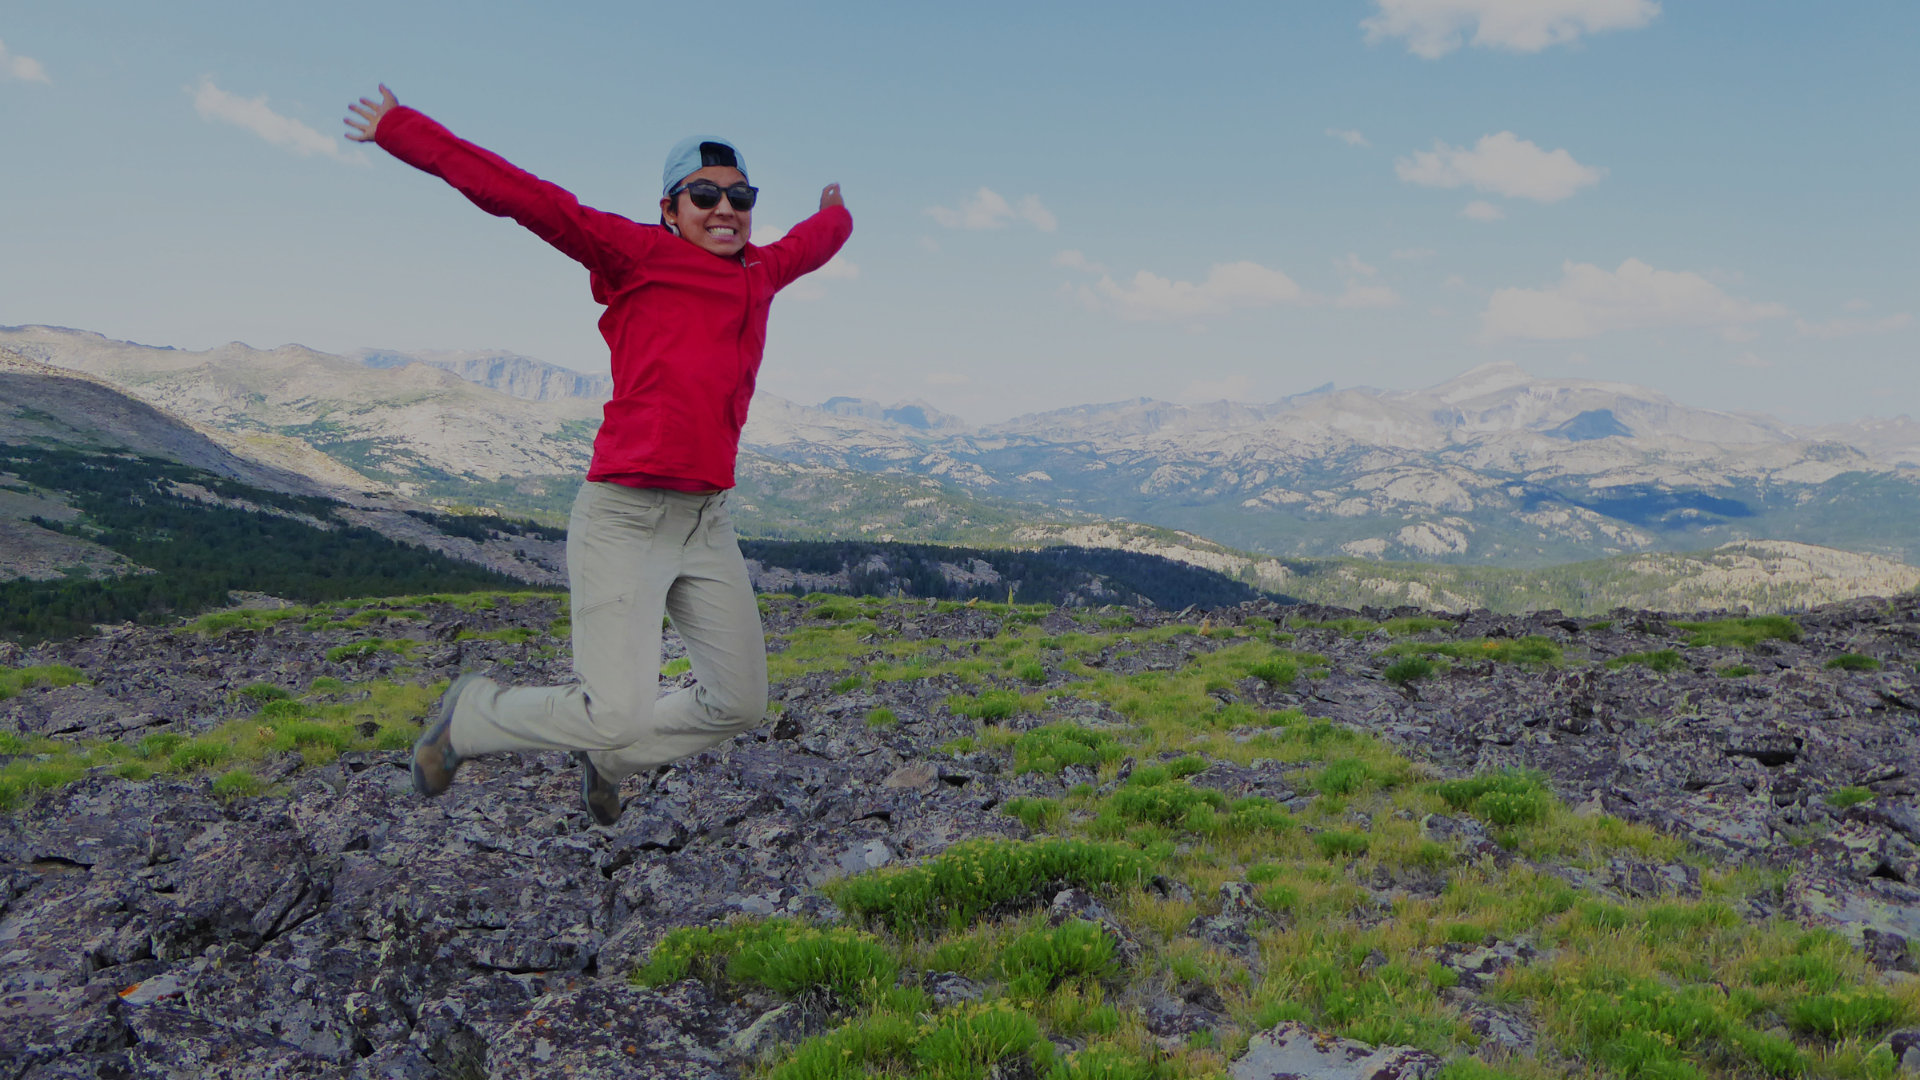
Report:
448,482,769,782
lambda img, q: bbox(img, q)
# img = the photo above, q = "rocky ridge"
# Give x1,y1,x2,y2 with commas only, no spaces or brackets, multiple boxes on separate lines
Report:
2,588,1919,1077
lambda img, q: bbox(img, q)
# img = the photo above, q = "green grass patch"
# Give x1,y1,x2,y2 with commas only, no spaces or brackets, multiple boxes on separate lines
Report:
455,626,538,644
1716,664,1755,678
323,638,415,663
1670,615,1801,648
1384,616,1453,636
1002,797,1066,833
1383,656,1434,686
1014,724,1124,775
0,664,86,700
1380,636,1562,668
951,689,1027,723
826,838,1157,934
632,919,898,1005
1434,769,1555,827
1824,787,1874,809
210,767,266,800
1826,653,1882,672
866,707,898,728
1313,830,1370,858
1248,657,1298,687
997,919,1120,998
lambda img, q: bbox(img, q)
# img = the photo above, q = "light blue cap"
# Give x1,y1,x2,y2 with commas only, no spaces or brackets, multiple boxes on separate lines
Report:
662,136,748,196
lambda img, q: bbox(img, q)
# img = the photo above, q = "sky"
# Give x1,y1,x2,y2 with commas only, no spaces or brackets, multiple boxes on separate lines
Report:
2,1,1915,426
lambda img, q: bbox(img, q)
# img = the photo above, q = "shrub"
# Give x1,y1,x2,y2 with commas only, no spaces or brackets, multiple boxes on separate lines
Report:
826,839,1156,933
1383,657,1433,686
1435,770,1554,827
1014,725,1121,775
1826,653,1882,672
1314,830,1370,858
1607,650,1685,674
238,683,291,702
952,690,1024,723
1671,615,1801,648
1248,657,1298,687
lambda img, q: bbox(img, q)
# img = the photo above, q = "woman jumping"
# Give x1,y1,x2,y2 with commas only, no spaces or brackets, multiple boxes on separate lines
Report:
344,85,851,825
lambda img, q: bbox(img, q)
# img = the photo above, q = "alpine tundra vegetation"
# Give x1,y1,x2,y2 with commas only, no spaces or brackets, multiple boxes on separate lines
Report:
4,587,1920,1077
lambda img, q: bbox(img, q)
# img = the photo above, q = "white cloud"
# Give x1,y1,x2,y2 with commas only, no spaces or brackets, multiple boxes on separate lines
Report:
1459,200,1506,222
1362,0,1660,58
925,372,971,386
1794,313,1912,338
1338,253,1379,278
918,236,940,253
192,77,367,164
1327,128,1371,147
1728,352,1771,369
1335,283,1404,309
1076,261,1307,322
1392,247,1436,260
1399,131,1603,202
813,254,860,281
0,39,49,83
1053,249,1107,275
1481,258,1787,341
927,187,1056,232
1181,374,1255,401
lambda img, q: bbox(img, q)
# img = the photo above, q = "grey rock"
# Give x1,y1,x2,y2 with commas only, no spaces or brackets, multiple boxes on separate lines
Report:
1232,1021,1443,1080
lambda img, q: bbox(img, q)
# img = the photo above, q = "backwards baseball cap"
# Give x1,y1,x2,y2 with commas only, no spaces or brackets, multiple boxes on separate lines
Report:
662,136,748,196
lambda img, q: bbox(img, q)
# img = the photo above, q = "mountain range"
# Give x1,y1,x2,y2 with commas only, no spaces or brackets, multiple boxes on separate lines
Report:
2,324,1916,608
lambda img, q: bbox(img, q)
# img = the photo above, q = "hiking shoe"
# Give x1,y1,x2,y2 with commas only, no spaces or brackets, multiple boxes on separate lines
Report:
413,673,480,797
574,751,623,826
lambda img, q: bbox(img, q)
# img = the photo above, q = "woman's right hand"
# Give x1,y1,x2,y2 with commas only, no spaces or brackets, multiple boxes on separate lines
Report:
345,84,399,143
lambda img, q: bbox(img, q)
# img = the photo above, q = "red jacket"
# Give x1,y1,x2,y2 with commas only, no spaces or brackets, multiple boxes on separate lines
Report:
374,106,853,491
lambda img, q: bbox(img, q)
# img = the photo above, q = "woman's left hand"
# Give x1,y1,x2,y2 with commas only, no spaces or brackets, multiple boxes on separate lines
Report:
819,183,844,211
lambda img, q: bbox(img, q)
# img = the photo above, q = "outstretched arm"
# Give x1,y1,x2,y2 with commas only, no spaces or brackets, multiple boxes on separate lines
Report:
343,84,651,279
757,186,853,292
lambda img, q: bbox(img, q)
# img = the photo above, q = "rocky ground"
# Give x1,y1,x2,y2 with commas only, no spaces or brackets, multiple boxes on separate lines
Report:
2,591,1919,1079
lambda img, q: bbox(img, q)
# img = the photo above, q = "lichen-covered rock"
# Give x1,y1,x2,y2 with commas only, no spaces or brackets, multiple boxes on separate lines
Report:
1231,1021,1443,1080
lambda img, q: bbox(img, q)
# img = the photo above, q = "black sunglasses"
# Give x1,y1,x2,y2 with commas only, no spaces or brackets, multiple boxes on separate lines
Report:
671,179,758,211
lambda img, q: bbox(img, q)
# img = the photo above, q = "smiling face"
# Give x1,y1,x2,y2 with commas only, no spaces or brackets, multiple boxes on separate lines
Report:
660,165,751,258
